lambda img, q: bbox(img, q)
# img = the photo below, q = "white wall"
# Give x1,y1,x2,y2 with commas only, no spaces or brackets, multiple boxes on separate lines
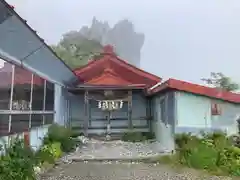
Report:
54,84,70,126
175,91,240,135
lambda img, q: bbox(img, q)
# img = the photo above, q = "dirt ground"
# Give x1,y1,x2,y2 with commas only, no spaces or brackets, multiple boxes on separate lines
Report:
39,161,235,180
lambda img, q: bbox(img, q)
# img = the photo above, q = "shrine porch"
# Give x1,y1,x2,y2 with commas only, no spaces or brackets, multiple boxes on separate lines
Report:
67,88,151,136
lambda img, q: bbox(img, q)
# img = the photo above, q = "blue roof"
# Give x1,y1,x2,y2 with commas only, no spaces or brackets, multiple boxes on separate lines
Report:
0,0,78,86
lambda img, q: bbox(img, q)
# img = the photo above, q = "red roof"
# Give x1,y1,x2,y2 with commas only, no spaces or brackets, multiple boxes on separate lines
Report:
149,78,240,103
74,45,161,88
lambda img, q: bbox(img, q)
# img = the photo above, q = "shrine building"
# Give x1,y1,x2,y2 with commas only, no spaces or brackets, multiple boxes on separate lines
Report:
1,0,240,148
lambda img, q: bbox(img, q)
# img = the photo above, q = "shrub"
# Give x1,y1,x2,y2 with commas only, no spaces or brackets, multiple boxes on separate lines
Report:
43,124,77,152
0,137,36,180
175,133,193,148
162,132,240,176
122,131,156,142
142,132,156,140
185,141,219,170
122,131,143,142
0,128,70,179
35,146,55,165
35,142,62,165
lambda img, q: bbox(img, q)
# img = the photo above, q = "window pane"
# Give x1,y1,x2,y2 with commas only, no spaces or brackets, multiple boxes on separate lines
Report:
31,114,43,128
32,75,44,110
160,99,166,122
0,61,12,110
0,114,9,136
45,81,54,111
11,114,29,134
44,114,54,125
13,65,31,111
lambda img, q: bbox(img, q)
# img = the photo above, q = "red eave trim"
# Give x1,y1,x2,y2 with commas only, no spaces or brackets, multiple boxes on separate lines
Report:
148,78,240,103
112,56,161,82
73,52,161,83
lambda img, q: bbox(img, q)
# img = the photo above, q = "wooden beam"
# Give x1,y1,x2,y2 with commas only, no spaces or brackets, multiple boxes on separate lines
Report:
84,90,89,136
128,90,133,129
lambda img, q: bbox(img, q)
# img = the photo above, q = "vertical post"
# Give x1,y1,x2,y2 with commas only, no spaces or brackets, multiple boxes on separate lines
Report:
146,98,151,130
42,79,46,125
29,73,34,129
106,111,111,140
68,95,72,128
8,64,15,133
128,90,133,129
84,90,89,136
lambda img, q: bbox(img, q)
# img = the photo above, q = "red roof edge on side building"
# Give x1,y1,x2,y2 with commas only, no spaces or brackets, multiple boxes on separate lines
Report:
148,78,240,103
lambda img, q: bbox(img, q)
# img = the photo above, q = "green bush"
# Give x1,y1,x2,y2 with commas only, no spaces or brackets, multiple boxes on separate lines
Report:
0,128,70,180
122,131,143,142
185,141,219,170
165,132,240,176
35,146,55,165
35,142,62,165
0,137,36,180
122,131,156,142
175,133,194,148
142,132,156,140
43,124,78,152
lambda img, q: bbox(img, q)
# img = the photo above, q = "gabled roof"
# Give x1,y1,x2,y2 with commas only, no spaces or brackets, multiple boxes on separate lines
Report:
149,78,240,103
74,45,161,88
85,67,132,86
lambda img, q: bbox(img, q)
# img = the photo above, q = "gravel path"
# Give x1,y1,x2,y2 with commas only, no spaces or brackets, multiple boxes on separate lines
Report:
38,138,236,180
66,139,169,161
39,161,234,180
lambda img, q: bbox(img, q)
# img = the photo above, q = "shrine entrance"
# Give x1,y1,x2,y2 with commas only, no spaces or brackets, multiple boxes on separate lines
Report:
86,89,132,137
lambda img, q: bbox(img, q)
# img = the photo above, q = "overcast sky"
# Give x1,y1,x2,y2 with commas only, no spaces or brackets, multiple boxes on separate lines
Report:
5,0,240,84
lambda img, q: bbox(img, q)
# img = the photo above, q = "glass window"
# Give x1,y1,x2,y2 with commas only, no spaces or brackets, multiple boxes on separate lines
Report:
45,81,54,111
160,98,166,123
0,114,9,136
0,61,12,110
31,114,43,128
44,114,54,125
0,59,55,137
11,114,29,134
32,74,44,111
12,65,31,111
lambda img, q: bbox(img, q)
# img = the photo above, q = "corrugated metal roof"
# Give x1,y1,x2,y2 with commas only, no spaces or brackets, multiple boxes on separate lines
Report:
0,0,78,86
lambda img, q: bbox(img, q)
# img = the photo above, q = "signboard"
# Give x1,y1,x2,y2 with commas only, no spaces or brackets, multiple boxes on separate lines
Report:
98,100,123,111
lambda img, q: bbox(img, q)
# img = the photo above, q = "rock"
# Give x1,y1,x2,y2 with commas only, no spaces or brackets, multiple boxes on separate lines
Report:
79,18,145,67
77,136,89,144
34,166,41,174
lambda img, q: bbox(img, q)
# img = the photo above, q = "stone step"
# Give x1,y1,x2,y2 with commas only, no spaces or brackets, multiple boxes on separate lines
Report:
71,127,124,140
87,134,122,141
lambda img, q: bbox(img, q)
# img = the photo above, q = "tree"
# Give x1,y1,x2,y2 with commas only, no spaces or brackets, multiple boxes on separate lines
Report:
51,31,103,69
201,72,239,92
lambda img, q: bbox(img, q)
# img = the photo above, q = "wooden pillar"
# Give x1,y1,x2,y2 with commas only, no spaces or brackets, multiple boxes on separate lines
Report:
146,98,151,130
84,90,89,136
128,90,133,129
